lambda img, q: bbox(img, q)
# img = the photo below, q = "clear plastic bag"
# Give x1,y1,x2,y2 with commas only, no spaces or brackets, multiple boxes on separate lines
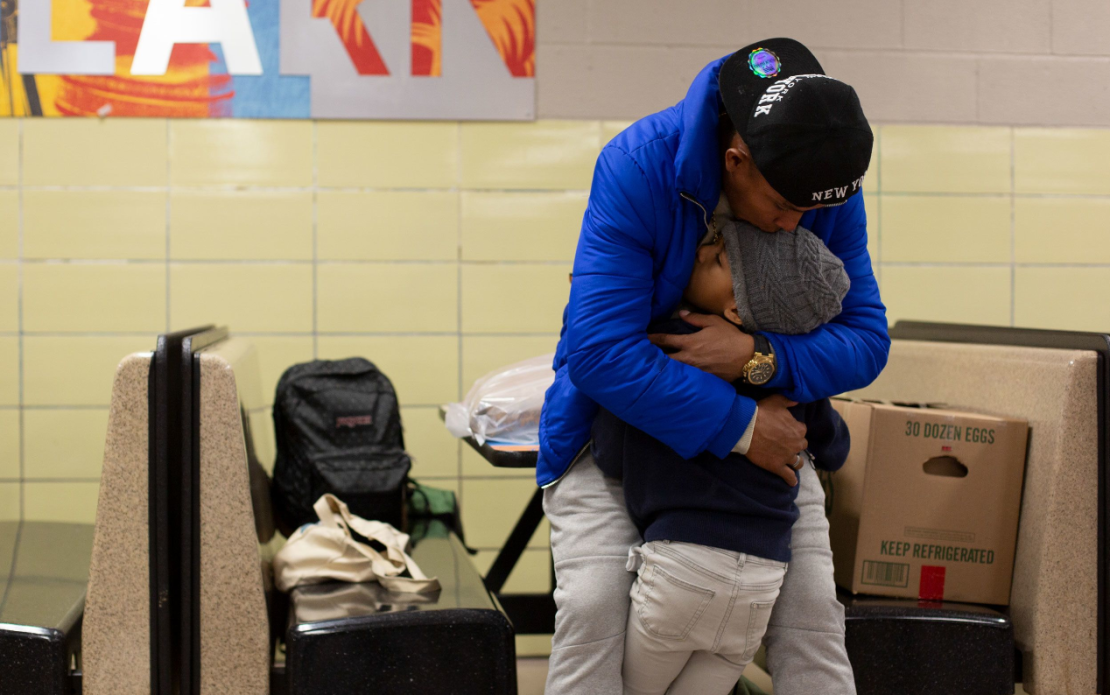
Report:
444,354,556,446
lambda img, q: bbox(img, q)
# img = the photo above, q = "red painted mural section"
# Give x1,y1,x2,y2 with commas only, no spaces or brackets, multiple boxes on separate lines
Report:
57,0,232,117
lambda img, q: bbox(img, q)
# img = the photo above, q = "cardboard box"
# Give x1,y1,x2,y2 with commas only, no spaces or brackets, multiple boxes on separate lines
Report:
828,399,1029,605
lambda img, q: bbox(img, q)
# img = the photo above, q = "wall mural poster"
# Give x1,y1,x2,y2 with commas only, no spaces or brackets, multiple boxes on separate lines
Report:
0,0,535,119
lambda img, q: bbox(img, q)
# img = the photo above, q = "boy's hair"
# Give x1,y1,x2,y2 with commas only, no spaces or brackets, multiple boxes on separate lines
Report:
722,220,849,335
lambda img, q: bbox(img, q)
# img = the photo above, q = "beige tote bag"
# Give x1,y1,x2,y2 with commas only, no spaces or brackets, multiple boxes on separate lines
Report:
273,494,441,594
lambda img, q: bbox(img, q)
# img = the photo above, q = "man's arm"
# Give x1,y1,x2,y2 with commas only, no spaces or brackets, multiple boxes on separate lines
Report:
651,194,889,400
564,145,755,460
653,195,889,399
762,194,890,402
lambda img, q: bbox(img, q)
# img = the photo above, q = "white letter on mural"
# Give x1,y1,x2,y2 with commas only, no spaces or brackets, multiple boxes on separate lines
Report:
18,0,115,74
132,0,262,76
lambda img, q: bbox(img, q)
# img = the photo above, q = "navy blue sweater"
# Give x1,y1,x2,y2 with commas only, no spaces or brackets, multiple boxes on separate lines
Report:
591,319,850,562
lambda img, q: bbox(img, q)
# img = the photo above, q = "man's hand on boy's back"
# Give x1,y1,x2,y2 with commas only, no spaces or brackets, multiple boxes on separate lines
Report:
648,311,754,382
747,395,808,487
650,311,807,486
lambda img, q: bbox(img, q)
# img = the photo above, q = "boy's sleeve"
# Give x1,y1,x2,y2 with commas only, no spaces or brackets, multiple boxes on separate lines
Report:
564,146,755,459
804,400,850,472
762,193,890,402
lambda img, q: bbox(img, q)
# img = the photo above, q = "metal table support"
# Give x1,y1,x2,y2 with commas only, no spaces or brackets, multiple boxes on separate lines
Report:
459,436,555,635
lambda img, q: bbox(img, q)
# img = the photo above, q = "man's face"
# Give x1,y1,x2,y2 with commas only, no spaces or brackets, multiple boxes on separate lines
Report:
720,134,821,233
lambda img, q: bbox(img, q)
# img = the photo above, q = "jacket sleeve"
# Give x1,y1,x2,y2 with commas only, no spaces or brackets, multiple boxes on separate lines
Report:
564,146,756,459
762,194,890,402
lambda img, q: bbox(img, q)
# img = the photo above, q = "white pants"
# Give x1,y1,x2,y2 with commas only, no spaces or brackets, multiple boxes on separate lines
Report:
543,453,856,695
622,541,787,695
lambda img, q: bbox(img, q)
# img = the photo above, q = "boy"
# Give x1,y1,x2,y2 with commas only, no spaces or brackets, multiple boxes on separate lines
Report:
591,219,852,695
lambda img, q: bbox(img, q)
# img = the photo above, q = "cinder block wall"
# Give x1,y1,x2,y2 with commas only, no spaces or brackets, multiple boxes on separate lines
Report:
536,0,1110,126
2,5,1109,637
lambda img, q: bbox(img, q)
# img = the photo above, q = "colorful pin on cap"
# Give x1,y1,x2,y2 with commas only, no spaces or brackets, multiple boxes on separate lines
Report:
748,48,781,78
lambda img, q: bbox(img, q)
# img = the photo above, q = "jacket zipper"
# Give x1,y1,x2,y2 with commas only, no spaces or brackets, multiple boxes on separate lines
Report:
680,191,714,238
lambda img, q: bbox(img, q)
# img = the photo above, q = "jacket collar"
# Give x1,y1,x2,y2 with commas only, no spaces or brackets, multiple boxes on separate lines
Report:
674,54,730,212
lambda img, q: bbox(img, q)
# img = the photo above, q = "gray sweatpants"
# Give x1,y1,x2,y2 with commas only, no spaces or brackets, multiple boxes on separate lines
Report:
543,453,856,695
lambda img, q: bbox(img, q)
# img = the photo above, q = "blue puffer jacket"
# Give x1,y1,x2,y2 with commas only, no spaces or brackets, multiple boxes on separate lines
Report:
536,54,890,487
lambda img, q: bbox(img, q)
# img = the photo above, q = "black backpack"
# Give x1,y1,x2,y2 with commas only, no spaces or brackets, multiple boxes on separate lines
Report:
272,358,412,534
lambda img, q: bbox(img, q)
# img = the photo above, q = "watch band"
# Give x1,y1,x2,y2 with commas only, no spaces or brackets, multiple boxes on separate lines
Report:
752,333,772,356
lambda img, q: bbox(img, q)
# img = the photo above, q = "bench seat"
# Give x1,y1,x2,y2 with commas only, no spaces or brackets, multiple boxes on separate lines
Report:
279,522,516,695
0,521,94,695
840,590,1015,695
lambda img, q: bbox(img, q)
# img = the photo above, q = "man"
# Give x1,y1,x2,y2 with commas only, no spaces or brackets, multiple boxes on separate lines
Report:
538,39,889,694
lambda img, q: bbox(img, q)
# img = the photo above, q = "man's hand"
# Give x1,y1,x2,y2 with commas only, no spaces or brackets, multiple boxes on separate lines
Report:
746,395,807,487
648,311,754,382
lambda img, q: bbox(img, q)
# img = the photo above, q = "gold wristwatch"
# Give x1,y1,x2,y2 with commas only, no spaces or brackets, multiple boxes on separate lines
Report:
742,334,776,386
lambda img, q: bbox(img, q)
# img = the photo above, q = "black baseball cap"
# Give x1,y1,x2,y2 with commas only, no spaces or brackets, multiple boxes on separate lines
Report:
719,38,873,208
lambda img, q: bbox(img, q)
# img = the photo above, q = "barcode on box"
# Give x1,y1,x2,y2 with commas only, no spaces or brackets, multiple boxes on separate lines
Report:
861,560,909,588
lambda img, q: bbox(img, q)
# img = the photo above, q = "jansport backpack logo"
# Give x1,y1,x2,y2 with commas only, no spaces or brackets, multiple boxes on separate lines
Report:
336,414,374,429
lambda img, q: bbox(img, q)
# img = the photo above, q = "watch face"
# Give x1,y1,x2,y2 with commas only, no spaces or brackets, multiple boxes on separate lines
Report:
748,361,775,385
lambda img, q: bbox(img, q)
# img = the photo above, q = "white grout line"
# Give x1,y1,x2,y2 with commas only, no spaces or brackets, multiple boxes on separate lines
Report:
7,478,102,484
0,405,110,410
2,331,563,339
5,329,556,336
165,119,172,332
12,258,575,266
1010,127,1017,327
899,0,906,48
875,126,882,289
455,121,465,500
7,184,592,195
312,121,319,360
879,261,1009,268
12,257,1092,269
878,262,1110,269
5,185,1106,199
16,118,24,521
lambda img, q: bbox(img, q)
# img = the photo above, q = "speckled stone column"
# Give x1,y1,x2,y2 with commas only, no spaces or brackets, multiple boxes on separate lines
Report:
82,341,272,695
197,342,271,695
83,353,154,695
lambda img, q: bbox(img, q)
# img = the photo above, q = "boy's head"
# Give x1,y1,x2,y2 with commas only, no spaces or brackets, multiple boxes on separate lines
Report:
684,220,850,335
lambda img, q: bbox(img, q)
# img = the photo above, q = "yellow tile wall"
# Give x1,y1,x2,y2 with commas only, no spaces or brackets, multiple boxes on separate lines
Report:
0,483,19,521
169,121,312,187
170,191,313,261
317,191,459,261
874,123,1110,338
23,409,109,479
0,264,16,332
23,263,165,333
472,549,551,594
3,118,1110,556
0,121,18,186
170,264,314,333
317,264,458,333
0,337,17,406
23,119,167,186
24,191,166,260
0,191,18,259
0,410,18,479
